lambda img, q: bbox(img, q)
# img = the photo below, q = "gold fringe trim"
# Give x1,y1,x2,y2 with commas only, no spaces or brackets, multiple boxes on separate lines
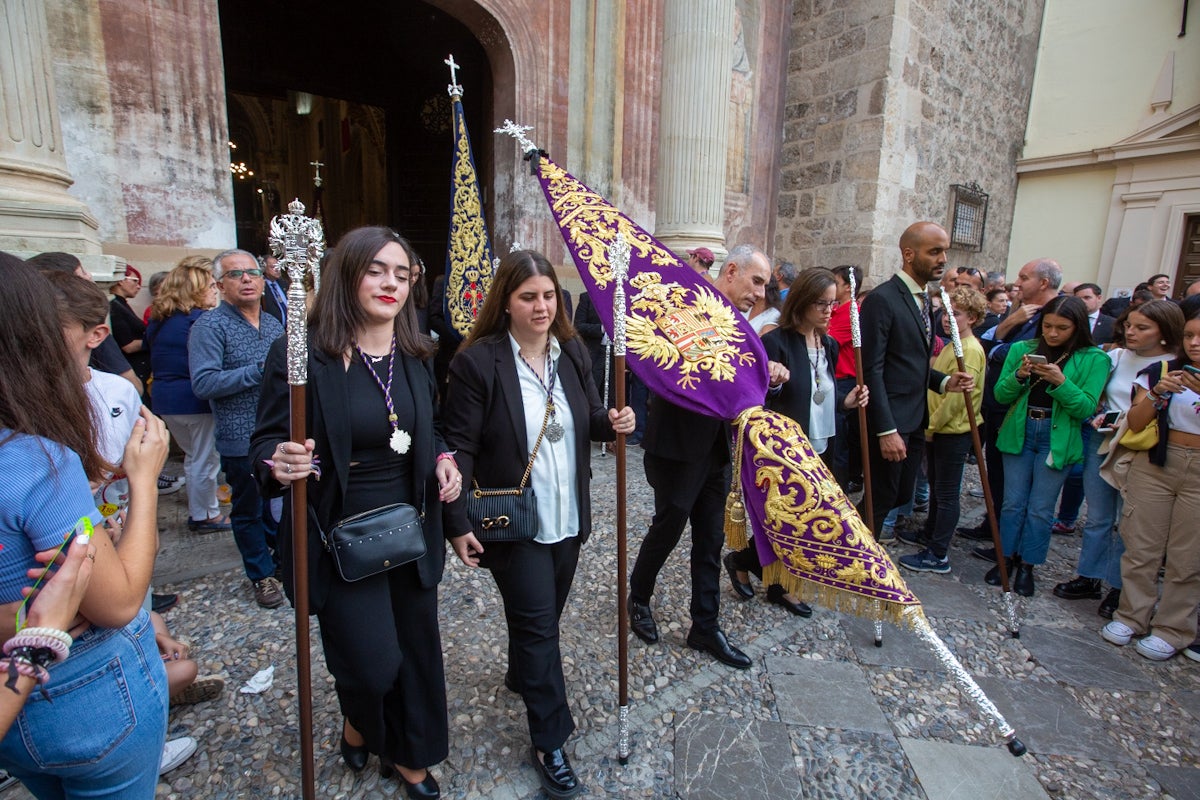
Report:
762,562,925,629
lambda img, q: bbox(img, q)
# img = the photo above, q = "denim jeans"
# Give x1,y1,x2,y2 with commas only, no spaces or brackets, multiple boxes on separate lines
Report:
1054,424,1091,525
999,417,1070,565
0,610,168,798
1077,430,1124,586
222,454,278,582
883,469,929,528
925,433,973,558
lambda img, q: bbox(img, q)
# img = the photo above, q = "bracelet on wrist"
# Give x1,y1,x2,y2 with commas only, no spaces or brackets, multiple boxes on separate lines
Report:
436,451,458,468
1,654,51,698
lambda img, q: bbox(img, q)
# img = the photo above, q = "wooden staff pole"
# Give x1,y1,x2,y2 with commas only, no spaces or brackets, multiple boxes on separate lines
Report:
609,234,632,764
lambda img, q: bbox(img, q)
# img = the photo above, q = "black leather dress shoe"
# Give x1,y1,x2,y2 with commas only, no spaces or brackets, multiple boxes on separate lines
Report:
339,732,367,772
984,557,1015,587
1053,575,1102,600
628,599,658,644
151,593,179,614
503,670,519,693
766,585,813,617
530,747,582,798
723,552,754,600
956,525,992,541
686,628,752,669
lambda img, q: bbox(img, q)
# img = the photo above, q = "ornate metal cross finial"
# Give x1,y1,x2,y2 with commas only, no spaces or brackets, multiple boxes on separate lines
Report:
270,199,325,385
510,241,523,253
495,120,538,154
445,54,463,97
309,161,325,188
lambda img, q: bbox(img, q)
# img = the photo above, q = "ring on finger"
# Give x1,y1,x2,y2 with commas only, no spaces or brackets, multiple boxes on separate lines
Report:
285,463,292,474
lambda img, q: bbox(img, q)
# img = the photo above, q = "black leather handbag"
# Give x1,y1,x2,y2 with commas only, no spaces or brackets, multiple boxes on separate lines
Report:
324,502,426,582
467,401,551,543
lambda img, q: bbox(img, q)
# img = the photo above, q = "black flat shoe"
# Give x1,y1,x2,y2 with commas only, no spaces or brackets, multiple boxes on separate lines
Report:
530,747,582,798
723,552,754,599
1098,588,1120,619
402,772,440,799
766,585,813,617
628,599,658,644
686,627,752,669
340,731,367,772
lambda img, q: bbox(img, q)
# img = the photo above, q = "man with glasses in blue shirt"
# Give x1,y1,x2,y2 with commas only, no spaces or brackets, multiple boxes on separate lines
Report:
189,249,286,609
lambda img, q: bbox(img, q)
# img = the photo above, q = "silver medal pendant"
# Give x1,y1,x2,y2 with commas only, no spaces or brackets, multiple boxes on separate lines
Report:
546,419,565,443
812,389,826,405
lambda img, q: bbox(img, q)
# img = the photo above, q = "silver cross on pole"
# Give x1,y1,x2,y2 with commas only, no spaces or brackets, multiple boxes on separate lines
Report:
309,161,324,188
445,54,462,97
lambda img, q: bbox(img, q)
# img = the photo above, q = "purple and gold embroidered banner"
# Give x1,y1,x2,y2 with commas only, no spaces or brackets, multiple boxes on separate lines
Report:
531,151,919,617
534,157,767,420
443,93,493,341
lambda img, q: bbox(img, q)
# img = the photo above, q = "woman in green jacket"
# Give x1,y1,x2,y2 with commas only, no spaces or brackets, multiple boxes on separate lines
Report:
987,295,1109,597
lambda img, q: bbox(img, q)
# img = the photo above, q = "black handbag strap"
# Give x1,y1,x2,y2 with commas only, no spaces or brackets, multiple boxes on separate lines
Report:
472,399,553,493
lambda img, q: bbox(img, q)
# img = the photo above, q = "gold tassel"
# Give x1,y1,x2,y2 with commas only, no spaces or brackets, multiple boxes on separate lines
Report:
724,492,748,550
762,562,923,629
724,409,754,550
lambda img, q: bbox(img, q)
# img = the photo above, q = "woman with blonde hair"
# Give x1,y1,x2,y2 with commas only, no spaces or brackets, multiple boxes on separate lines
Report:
146,263,228,531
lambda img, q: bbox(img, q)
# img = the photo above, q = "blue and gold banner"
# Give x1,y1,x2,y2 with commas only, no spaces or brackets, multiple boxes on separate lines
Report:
443,95,493,340
531,152,921,620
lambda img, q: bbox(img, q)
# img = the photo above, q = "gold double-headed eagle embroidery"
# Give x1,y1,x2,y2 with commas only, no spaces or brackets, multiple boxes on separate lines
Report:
540,160,755,389
447,109,492,336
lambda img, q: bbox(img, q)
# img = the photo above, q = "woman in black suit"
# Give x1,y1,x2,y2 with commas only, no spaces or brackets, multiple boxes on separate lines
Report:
252,227,461,799
442,251,634,799
724,268,867,615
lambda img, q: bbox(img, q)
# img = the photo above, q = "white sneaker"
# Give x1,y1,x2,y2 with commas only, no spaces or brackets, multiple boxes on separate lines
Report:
1101,620,1135,646
159,736,197,775
1135,635,1177,661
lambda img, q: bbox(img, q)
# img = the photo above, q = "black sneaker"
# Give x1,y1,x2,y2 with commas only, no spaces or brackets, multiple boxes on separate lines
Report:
1052,576,1102,600
957,524,993,541
1097,588,1121,620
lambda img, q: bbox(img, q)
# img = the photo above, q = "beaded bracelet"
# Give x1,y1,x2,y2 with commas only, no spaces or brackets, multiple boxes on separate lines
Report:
5,633,69,664
0,654,51,699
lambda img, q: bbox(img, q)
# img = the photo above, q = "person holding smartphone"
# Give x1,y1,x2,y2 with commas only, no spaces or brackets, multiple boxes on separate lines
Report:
1053,301,1182,615
1101,304,1200,660
985,295,1108,597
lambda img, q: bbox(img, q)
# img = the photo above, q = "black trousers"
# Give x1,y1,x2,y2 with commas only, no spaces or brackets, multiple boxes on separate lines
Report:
832,376,862,489
858,428,925,535
630,449,728,634
488,536,581,753
316,561,448,769
924,433,972,557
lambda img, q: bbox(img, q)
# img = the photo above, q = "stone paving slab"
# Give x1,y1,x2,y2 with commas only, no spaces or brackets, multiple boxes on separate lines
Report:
1178,690,1200,725
899,737,1049,800
674,712,799,800
897,573,990,622
1019,625,1156,692
1146,765,1200,800
770,659,891,734
975,677,1130,762
840,614,945,672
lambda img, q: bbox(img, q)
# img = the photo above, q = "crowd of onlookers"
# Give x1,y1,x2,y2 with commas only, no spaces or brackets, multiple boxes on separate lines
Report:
0,232,1197,799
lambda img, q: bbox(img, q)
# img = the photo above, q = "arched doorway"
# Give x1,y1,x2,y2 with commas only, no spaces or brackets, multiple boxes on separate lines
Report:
218,0,494,267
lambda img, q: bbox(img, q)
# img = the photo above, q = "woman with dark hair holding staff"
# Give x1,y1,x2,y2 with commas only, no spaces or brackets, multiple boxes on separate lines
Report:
442,250,634,799
251,227,461,798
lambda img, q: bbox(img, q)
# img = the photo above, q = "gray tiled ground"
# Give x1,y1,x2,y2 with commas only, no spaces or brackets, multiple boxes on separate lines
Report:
897,573,991,622
1146,765,1200,800
674,712,800,800
770,659,892,734
975,677,1130,762
1019,625,1156,692
899,737,1049,800
841,615,946,672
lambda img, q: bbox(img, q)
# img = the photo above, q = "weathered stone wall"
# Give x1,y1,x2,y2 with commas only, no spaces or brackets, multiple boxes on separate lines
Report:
775,0,1043,283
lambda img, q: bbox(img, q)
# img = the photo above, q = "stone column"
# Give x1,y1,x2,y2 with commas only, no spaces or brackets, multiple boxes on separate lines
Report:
0,0,112,273
653,0,735,264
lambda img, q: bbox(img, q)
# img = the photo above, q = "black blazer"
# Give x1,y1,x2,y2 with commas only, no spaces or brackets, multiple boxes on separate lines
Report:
442,335,614,553
1091,313,1116,346
859,274,947,435
251,338,447,613
762,328,844,434
642,393,728,464
261,280,287,326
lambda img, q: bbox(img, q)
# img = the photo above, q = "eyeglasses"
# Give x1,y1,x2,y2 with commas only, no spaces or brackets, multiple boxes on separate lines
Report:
222,269,263,280
956,267,981,276
812,300,836,310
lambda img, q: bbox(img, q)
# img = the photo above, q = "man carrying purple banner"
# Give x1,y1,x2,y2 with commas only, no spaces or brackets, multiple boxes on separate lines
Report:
628,244,788,668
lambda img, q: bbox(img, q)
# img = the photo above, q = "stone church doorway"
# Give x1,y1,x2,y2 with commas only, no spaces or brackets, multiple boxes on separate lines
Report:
217,0,494,269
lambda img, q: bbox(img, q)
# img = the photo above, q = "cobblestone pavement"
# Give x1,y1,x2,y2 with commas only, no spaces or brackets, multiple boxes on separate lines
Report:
4,448,1198,799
